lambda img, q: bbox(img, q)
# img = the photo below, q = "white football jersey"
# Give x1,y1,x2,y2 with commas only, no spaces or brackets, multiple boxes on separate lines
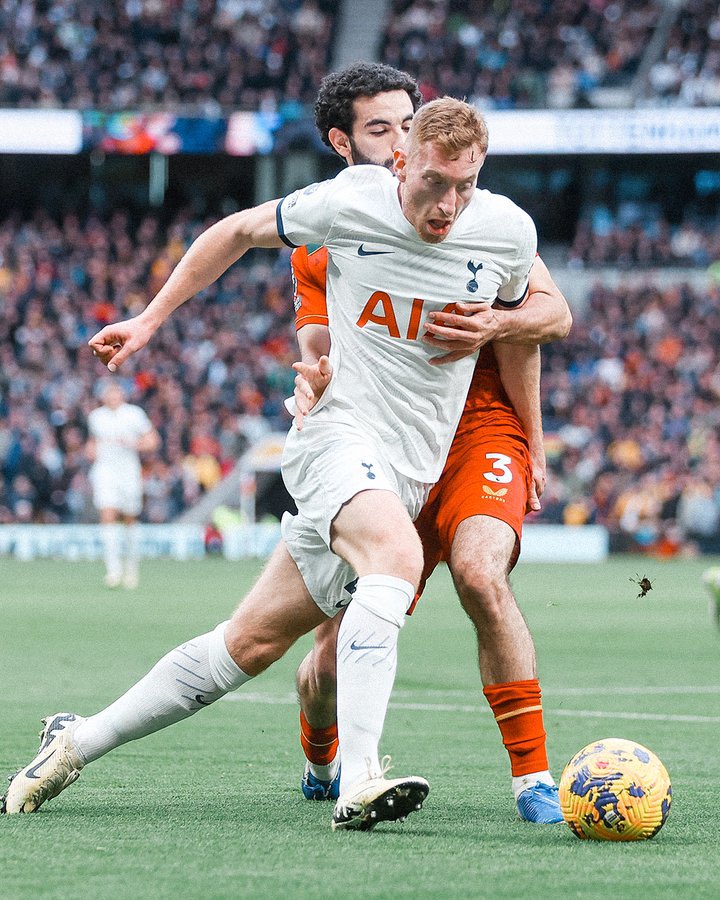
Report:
278,165,536,482
88,403,153,475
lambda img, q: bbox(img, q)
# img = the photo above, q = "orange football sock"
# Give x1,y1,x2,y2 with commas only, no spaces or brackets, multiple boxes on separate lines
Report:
299,711,339,766
483,678,549,777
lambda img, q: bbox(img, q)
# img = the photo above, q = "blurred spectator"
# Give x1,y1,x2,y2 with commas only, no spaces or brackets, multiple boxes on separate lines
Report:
0,0,717,112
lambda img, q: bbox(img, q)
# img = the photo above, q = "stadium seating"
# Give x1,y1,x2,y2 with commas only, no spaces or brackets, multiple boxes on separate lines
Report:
568,208,720,269
1,1,718,553
644,0,720,106
0,0,337,110
2,1,717,111
2,207,719,554
537,278,720,554
0,210,296,524
380,0,720,109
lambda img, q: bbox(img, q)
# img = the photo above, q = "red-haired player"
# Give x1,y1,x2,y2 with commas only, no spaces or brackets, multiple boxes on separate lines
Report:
291,63,572,824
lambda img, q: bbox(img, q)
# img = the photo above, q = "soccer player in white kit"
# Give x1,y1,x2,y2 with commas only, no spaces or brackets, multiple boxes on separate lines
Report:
87,381,159,588
4,98,536,831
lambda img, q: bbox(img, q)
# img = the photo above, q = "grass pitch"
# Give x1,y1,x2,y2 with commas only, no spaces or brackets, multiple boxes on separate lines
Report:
1,555,719,899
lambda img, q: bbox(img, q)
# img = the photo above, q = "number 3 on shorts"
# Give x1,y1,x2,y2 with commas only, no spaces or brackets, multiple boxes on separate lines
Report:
483,452,513,484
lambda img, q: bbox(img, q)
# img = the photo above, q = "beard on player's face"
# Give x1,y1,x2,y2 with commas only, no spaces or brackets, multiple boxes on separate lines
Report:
348,135,394,170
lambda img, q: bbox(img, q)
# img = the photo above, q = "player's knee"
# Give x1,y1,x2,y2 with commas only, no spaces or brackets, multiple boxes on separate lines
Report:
311,629,338,685
296,650,337,705
337,523,423,587
381,518,423,578
308,652,337,699
380,533,424,587
454,564,512,625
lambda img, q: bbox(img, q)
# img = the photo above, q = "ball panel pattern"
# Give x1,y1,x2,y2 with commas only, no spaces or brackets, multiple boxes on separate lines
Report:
559,738,671,841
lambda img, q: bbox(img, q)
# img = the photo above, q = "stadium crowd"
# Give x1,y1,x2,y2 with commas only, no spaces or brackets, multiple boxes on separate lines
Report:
0,209,298,525
537,277,720,554
1,209,720,554
567,206,720,269
381,0,662,109
0,0,336,111
645,0,720,107
2,0,719,111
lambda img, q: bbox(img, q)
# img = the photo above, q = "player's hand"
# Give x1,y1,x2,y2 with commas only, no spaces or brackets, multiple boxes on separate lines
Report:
527,449,547,513
292,355,332,431
423,302,501,366
88,316,155,372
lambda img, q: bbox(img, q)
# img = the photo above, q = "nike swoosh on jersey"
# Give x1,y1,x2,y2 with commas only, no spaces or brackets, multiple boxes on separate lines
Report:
357,244,394,257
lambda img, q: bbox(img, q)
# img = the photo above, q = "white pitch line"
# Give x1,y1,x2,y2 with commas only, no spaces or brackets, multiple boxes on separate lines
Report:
377,702,719,724
224,692,720,724
548,709,720,724
390,685,720,698
545,685,720,696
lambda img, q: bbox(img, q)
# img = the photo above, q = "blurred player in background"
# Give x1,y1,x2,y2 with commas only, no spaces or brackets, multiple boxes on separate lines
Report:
86,380,160,589
4,97,541,832
292,63,572,824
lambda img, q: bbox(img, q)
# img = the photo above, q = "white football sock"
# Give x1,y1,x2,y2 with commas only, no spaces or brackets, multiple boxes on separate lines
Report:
309,756,340,782
101,523,123,579
124,524,140,577
73,621,251,763
512,770,556,800
335,574,413,793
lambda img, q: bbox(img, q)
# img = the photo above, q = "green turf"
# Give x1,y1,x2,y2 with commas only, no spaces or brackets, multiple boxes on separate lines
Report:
1,556,719,899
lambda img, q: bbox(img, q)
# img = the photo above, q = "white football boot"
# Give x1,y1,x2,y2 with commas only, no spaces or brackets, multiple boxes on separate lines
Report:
331,757,429,831
2,713,86,814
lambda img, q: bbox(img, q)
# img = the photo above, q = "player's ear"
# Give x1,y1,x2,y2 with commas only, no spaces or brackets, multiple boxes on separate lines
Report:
328,127,353,162
394,148,407,181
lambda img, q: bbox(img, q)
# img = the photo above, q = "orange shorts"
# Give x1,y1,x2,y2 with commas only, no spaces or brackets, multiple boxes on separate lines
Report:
414,421,532,599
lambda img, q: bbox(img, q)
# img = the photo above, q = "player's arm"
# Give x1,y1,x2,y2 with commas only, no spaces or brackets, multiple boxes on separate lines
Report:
493,342,545,511
490,258,567,506
298,324,331,364
84,436,97,463
491,256,572,344
89,200,285,371
294,326,333,430
292,247,331,364
423,257,571,365
291,247,333,430
136,426,160,454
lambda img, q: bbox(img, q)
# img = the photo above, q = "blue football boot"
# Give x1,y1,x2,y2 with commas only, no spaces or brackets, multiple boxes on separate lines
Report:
516,781,564,824
301,761,341,801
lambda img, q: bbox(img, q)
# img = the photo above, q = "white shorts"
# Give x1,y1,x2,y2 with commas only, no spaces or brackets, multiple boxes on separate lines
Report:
91,466,143,517
281,418,431,617
281,512,358,617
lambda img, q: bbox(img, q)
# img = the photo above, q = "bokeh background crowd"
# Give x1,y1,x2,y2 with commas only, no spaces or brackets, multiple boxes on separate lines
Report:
1,0,719,555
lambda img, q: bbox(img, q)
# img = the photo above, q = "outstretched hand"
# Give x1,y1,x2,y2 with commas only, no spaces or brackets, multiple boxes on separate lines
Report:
423,302,502,366
292,355,333,431
88,316,155,372
526,451,546,513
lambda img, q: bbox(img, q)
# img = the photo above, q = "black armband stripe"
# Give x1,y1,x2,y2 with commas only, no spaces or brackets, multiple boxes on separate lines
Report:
494,280,529,309
276,198,299,248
